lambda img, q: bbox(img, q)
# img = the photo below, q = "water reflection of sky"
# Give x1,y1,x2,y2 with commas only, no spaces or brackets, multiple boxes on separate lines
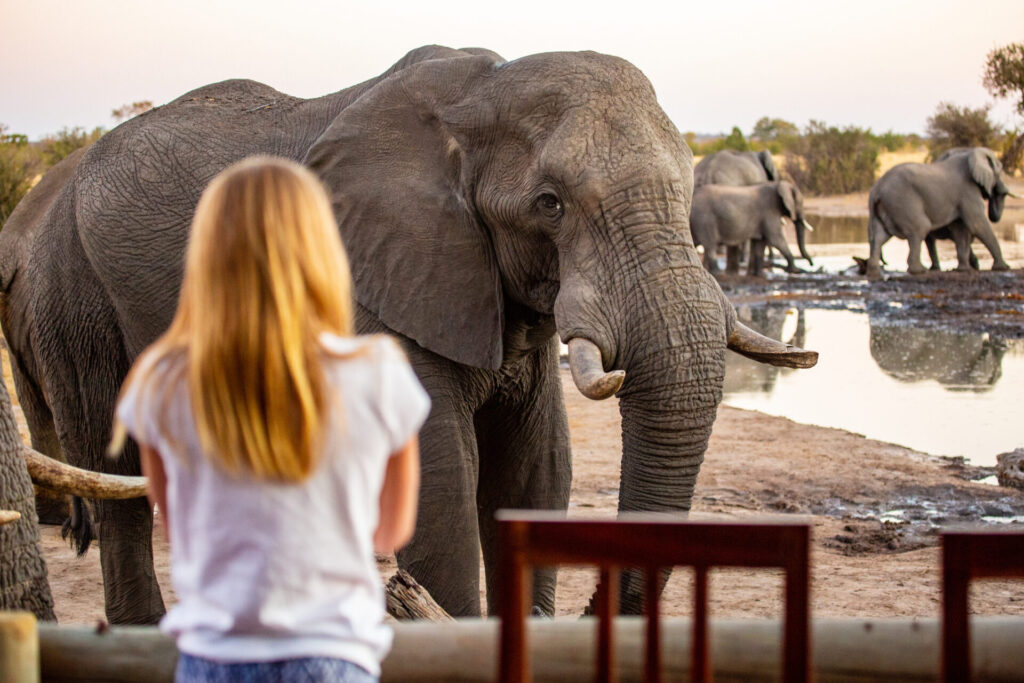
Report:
723,308,1024,467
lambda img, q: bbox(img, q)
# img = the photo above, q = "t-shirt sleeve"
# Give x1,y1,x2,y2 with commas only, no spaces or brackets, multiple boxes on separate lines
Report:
377,337,431,454
114,355,161,449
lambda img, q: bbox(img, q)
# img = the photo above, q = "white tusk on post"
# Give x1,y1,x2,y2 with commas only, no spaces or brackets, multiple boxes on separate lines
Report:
25,448,148,500
567,338,625,400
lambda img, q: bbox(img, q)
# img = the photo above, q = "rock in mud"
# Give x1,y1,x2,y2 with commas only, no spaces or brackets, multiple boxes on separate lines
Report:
996,449,1024,490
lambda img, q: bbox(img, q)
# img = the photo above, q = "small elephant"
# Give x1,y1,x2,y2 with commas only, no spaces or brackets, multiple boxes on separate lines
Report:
693,150,791,272
867,147,1015,277
691,181,814,276
0,45,817,623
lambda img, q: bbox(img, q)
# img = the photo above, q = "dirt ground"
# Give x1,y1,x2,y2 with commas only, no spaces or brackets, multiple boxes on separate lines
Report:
21,173,1024,624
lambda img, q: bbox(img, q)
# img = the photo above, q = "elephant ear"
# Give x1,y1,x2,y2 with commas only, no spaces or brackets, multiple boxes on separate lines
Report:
967,148,999,197
776,182,797,219
304,55,505,370
757,150,779,181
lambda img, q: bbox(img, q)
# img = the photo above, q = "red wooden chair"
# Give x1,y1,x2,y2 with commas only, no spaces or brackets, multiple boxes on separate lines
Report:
497,512,811,682
941,530,1024,682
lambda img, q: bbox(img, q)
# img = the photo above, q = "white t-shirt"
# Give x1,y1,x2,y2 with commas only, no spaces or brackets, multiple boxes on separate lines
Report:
116,333,430,676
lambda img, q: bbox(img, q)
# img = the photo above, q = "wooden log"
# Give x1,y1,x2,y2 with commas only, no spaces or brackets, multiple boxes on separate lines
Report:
0,611,39,683
385,569,453,621
33,617,1024,682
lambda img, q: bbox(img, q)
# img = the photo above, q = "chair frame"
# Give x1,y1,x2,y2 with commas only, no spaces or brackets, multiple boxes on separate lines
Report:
497,511,811,683
942,530,1024,682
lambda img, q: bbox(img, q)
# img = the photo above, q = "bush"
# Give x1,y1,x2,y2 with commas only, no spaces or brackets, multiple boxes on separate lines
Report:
40,126,103,167
925,102,1002,161
0,125,43,228
785,121,880,195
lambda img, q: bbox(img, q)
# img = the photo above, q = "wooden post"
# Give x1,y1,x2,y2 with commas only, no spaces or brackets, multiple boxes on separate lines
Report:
0,611,39,683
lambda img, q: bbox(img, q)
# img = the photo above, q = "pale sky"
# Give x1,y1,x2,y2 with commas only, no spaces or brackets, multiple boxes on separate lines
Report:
3,0,1022,140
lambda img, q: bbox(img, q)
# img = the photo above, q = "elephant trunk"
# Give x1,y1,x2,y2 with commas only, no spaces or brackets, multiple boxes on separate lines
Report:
612,280,728,614
796,218,814,266
989,186,1007,223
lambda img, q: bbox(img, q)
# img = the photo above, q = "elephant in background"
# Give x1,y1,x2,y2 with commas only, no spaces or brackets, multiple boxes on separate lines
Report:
693,149,799,273
694,149,778,187
691,181,814,275
866,147,1014,277
0,45,817,623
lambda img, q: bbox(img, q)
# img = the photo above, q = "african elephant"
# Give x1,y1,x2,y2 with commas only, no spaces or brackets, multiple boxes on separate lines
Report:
693,150,797,272
866,147,1015,278
0,45,816,623
693,149,778,187
690,181,814,276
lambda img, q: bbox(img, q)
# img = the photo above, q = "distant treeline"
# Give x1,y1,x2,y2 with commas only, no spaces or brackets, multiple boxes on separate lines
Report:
687,105,1022,197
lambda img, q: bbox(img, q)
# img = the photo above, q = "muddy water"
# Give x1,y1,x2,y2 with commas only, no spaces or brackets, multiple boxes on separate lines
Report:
723,306,1024,467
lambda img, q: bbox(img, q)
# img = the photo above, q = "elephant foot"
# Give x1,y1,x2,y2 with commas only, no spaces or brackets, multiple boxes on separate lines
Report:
954,264,972,273
992,261,1011,272
930,264,943,271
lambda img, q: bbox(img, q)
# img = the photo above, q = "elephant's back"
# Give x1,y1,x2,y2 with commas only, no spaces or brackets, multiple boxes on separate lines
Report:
693,151,764,187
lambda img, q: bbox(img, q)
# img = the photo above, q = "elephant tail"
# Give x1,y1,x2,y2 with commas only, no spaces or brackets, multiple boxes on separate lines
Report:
868,195,891,266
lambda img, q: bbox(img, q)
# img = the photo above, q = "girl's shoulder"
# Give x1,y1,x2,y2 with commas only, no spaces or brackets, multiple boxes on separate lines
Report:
319,332,409,365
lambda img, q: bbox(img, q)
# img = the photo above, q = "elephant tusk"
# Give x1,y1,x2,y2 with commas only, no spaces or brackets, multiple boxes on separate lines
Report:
24,448,148,500
800,219,814,232
0,510,21,525
1008,191,1023,199
727,321,819,369
567,338,625,400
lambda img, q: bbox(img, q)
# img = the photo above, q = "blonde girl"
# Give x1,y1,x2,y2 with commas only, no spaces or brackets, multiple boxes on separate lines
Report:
112,156,428,683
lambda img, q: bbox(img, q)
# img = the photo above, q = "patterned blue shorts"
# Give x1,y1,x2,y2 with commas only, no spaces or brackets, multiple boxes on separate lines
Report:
175,653,377,683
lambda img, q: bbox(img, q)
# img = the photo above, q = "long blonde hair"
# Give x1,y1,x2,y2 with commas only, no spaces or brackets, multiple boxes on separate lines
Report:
112,156,354,481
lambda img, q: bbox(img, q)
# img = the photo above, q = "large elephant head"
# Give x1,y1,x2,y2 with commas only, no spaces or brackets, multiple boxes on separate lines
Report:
306,51,814,610
777,181,814,266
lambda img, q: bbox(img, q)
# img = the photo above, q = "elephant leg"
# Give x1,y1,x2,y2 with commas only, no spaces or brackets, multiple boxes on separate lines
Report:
725,245,742,274
866,216,890,279
762,220,798,273
964,215,1010,271
703,242,720,274
747,238,765,277
476,338,571,617
6,349,70,525
926,234,942,271
950,227,975,272
906,234,926,274
395,362,487,617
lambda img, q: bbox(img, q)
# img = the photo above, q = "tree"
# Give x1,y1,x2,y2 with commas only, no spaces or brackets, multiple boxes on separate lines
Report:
112,100,153,123
786,120,880,195
983,42,1024,173
718,126,750,152
925,102,1003,161
40,126,104,167
0,124,43,229
751,117,800,153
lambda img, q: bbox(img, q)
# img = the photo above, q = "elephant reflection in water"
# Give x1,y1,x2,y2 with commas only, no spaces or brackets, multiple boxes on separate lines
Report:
724,306,806,393
868,316,1007,392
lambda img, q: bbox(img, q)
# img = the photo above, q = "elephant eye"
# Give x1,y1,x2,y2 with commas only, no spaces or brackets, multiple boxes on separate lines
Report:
536,193,564,221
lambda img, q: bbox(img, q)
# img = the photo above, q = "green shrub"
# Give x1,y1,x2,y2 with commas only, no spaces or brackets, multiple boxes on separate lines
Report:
0,125,43,228
40,126,104,167
925,102,1002,161
785,121,880,195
